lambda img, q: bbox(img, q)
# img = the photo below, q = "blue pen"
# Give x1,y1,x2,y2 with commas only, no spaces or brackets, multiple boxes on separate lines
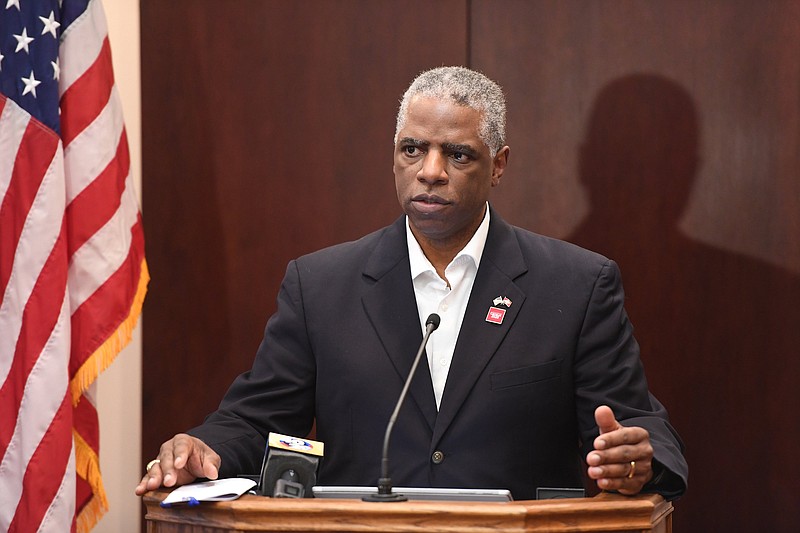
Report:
160,496,200,508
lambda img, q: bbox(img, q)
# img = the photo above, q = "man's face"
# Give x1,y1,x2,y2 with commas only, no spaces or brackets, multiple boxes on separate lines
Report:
394,96,508,250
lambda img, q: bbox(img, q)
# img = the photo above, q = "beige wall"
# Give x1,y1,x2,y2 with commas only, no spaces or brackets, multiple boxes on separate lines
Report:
96,0,142,531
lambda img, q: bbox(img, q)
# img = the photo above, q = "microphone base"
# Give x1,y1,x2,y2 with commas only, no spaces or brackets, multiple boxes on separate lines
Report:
362,492,408,502
362,479,408,502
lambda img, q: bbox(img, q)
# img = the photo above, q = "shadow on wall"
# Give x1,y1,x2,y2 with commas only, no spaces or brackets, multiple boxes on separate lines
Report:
568,74,800,533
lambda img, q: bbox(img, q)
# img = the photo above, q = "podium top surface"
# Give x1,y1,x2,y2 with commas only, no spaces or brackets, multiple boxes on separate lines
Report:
143,489,672,532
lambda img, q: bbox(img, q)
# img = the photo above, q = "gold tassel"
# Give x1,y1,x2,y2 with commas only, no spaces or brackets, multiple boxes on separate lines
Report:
74,429,109,533
70,259,150,530
70,260,150,404
76,496,107,533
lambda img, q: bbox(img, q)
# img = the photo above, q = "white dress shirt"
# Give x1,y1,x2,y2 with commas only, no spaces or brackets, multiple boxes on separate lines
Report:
406,205,490,409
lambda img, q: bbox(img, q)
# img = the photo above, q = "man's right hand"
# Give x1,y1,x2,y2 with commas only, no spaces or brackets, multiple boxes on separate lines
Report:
134,434,221,496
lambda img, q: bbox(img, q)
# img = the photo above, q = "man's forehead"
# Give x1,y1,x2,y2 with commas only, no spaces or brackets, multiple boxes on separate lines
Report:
400,99,483,141
406,94,482,117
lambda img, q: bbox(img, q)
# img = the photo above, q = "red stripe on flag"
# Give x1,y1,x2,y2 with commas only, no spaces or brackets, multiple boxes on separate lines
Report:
74,396,100,521
2,2,147,531
8,392,74,533
76,476,93,526
0,221,68,457
69,216,145,372
65,129,130,257
0,120,59,308
60,37,114,148
73,396,99,452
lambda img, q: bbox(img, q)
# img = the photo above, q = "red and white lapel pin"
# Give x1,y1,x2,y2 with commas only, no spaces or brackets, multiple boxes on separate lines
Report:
486,296,512,324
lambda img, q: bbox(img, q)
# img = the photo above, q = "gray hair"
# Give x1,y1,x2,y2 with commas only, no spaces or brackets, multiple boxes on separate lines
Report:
394,66,507,157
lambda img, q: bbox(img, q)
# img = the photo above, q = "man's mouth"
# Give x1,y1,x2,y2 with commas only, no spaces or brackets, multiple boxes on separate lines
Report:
410,194,450,214
412,194,449,205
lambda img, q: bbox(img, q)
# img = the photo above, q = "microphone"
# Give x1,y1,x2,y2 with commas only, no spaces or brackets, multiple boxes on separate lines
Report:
363,313,441,502
259,433,324,498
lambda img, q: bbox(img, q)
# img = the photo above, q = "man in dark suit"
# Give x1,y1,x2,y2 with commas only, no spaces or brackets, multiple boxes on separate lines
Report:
136,67,687,500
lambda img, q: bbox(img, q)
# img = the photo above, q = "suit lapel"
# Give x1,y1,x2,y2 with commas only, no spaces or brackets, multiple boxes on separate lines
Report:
432,209,528,445
361,217,438,431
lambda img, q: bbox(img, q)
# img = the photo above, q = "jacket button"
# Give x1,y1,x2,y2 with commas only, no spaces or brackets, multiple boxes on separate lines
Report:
431,450,445,464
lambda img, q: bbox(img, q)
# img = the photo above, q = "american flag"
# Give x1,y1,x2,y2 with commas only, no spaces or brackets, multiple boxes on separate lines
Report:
0,0,148,531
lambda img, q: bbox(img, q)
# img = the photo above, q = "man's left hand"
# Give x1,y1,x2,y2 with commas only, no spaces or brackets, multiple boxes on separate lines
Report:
586,405,653,495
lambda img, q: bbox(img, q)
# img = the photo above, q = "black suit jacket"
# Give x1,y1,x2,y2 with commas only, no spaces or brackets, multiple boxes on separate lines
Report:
189,207,687,499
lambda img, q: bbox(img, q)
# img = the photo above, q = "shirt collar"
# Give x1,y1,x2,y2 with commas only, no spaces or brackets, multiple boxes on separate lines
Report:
406,203,491,279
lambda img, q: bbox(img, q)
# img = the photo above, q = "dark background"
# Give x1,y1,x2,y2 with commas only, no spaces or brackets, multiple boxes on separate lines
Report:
141,1,800,531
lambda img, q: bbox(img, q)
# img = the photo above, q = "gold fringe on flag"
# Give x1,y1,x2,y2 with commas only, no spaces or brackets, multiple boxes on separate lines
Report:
76,495,107,533
74,429,109,533
71,259,149,532
70,260,150,404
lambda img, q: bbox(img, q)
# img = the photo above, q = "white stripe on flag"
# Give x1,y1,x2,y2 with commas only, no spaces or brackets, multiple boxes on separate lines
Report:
0,100,29,206
36,440,77,533
64,87,124,203
0,295,71,530
0,143,65,387
31,428,76,533
68,173,139,310
58,0,108,92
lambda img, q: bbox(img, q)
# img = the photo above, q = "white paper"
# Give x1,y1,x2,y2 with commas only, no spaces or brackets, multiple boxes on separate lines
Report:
161,478,257,506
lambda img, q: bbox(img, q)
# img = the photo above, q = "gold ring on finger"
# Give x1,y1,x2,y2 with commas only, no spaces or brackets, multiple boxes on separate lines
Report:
146,459,161,472
627,460,636,479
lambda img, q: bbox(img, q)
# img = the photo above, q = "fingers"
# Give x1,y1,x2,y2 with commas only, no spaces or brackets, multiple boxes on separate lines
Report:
134,434,221,496
134,460,164,496
592,405,650,453
161,434,192,487
594,405,621,435
587,405,654,495
180,436,220,482
587,452,653,494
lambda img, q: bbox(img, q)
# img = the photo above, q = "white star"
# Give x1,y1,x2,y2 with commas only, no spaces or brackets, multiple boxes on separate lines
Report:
51,58,60,80
6,0,21,11
0,50,4,72
40,11,61,38
14,28,35,54
21,71,41,97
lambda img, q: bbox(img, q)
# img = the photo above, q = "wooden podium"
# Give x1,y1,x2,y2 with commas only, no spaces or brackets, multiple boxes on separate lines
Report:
143,489,672,532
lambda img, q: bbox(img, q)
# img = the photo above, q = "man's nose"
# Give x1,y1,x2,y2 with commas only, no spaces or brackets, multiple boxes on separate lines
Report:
418,151,448,184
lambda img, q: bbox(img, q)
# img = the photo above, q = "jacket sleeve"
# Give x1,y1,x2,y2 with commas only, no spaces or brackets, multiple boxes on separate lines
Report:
187,260,317,477
573,259,688,499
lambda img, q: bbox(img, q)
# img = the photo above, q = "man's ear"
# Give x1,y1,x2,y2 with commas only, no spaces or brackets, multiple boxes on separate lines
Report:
491,146,510,187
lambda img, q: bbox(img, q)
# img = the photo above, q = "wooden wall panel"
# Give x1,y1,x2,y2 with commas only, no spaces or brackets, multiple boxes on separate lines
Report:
143,1,800,531
141,0,467,474
472,1,800,531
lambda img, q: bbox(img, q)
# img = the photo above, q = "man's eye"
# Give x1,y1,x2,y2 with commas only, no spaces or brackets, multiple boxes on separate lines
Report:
452,152,467,162
404,146,420,156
